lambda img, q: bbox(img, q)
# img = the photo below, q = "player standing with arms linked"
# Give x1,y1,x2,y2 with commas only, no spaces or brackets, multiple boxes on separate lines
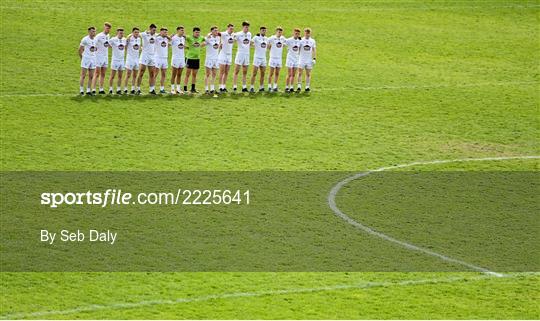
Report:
78,26,97,95
232,21,252,92
92,22,111,94
155,27,170,94
183,27,206,94
108,28,126,94
298,28,316,92
285,28,302,93
136,24,158,95
125,27,141,94
267,27,286,92
204,26,221,94
249,26,268,93
170,26,186,94
218,23,235,93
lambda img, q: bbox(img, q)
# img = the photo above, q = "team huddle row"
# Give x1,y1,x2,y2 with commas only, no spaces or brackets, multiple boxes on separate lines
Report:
78,21,317,96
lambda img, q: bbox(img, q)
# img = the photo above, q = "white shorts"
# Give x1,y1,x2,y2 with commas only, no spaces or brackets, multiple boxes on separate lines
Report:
171,58,186,68
155,57,168,69
111,60,125,71
205,58,219,69
269,57,282,68
218,53,232,65
253,57,267,67
96,56,108,68
286,58,299,68
235,53,250,66
81,57,96,69
126,58,139,70
299,60,313,70
140,54,156,67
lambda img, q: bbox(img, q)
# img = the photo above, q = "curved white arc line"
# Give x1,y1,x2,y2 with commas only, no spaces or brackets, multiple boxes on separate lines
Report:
328,155,540,277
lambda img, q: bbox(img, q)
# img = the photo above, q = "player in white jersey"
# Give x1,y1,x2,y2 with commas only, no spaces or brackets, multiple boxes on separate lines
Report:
108,28,127,95
285,28,302,93
267,27,286,92
218,23,235,93
78,26,97,95
124,27,141,94
155,27,170,94
298,28,317,92
170,26,186,94
232,21,252,92
92,22,111,94
204,26,221,94
136,23,158,95
249,26,268,93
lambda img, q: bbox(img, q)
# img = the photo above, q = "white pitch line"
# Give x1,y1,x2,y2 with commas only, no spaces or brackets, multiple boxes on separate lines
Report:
321,81,537,91
328,155,540,277
2,273,532,319
0,81,536,98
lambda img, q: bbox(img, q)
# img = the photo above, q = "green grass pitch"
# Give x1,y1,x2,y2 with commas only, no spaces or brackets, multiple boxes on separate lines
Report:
1,0,539,319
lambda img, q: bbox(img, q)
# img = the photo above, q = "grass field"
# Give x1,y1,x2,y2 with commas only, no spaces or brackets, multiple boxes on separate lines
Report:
1,0,539,319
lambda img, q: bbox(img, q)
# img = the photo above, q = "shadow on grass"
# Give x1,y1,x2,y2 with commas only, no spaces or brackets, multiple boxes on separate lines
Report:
69,91,312,103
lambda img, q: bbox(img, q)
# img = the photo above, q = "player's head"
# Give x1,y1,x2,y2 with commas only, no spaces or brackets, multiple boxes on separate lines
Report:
304,28,312,38
116,28,124,38
193,26,201,37
88,26,96,37
275,26,283,37
293,28,301,38
160,27,168,36
149,23,157,33
176,26,184,36
259,26,267,36
210,25,218,36
242,21,250,32
227,23,234,33
103,22,112,34
132,27,140,37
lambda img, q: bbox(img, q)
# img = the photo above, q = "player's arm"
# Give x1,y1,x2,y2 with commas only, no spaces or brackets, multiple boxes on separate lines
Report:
78,45,84,59
312,41,317,63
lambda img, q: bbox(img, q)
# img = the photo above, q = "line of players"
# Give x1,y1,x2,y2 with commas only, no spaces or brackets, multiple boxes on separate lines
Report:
79,21,317,96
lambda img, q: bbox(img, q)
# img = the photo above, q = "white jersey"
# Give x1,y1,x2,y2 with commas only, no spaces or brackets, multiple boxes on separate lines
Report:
109,37,126,61
95,32,110,58
126,36,141,60
171,34,186,60
285,37,301,59
219,31,235,56
235,31,252,55
155,35,169,58
268,35,286,59
299,37,316,61
205,35,220,59
80,35,97,59
141,31,157,56
252,34,268,59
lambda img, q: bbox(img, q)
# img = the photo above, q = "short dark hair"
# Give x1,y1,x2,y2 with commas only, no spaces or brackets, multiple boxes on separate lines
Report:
176,26,184,31
210,25,218,31
160,27,168,31
117,28,124,32
132,27,140,32
88,26,95,31
260,26,267,30
242,21,250,27
149,23,157,29
193,26,200,32
227,23,234,28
